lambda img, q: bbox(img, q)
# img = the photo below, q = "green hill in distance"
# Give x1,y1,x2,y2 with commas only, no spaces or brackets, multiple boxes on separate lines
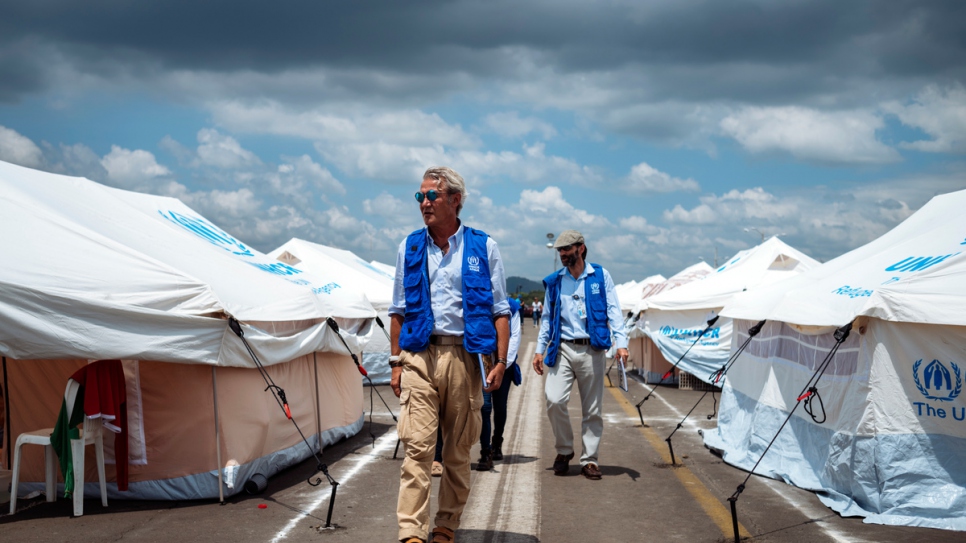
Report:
507,276,543,296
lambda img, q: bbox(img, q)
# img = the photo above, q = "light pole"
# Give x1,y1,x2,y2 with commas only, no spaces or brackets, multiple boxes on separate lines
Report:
743,227,765,243
743,227,787,244
546,233,556,273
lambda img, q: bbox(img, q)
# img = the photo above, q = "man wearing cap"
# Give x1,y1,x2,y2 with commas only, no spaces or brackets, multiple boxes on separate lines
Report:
532,230,628,480
389,166,511,543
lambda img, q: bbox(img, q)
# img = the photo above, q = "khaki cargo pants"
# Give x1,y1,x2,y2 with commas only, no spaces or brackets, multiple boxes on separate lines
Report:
397,342,483,542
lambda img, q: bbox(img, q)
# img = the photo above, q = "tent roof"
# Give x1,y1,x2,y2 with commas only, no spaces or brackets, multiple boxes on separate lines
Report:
0,160,375,364
269,238,393,310
369,260,396,276
634,261,713,312
722,189,966,327
646,238,819,311
617,274,665,311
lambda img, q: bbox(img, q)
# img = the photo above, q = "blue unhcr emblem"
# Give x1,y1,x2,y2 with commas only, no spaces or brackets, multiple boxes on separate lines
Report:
913,359,962,402
468,255,481,273
159,210,254,257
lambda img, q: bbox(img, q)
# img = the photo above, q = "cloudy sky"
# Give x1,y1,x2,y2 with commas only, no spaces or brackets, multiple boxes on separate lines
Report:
1,0,965,284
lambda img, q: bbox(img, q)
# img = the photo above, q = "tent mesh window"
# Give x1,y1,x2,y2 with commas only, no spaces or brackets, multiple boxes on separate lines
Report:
678,371,720,391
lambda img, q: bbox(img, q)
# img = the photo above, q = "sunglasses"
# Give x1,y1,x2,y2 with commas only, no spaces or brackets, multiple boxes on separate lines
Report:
415,190,442,203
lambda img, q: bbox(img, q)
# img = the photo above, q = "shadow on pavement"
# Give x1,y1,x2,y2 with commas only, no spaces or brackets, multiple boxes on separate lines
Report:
457,528,540,542
599,464,641,481
499,454,538,466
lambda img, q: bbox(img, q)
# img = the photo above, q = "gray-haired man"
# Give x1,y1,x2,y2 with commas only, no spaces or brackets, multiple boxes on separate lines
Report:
389,166,510,543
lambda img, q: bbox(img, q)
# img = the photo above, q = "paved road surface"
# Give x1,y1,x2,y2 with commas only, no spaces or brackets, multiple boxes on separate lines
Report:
1,325,958,542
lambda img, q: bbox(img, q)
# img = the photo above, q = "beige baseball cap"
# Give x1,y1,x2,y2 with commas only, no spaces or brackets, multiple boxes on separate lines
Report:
553,229,585,248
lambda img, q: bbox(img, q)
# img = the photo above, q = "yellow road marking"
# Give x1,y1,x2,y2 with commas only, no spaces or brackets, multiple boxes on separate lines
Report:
607,386,752,540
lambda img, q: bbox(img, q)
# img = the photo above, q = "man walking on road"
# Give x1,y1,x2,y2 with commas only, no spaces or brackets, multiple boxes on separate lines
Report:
389,166,511,543
532,230,628,480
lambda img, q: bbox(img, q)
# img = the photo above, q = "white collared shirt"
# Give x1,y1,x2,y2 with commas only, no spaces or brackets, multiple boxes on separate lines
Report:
388,223,510,335
535,264,628,354
507,305,522,363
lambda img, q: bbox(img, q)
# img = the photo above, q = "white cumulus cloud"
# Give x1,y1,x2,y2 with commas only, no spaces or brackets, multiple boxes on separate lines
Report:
624,161,699,193
619,215,660,234
271,154,344,196
0,125,44,168
720,106,900,165
100,145,172,187
883,85,966,153
195,128,261,169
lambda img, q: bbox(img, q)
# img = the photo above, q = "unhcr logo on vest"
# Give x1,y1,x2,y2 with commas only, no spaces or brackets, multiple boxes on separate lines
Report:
591,282,600,295
468,255,481,273
913,359,962,402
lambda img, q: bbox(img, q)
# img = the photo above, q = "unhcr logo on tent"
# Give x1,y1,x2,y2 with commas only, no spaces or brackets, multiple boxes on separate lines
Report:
160,210,254,257
659,325,720,340
913,359,962,402
885,253,960,273
831,285,873,298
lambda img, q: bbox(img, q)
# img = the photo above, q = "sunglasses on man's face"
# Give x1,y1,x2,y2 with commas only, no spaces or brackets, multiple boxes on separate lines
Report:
415,190,442,203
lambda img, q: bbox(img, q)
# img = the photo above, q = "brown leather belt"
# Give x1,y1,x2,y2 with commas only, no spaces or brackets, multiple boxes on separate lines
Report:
563,338,592,346
430,335,464,346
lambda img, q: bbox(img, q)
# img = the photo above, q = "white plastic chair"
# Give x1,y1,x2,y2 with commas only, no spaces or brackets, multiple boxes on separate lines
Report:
9,379,108,516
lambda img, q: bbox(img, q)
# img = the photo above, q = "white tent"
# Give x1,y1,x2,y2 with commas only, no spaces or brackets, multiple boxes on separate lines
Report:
369,260,396,277
269,239,394,384
643,238,819,384
615,280,640,312
704,189,966,531
625,262,712,382
616,275,665,313
0,160,375,501
633,262,714,314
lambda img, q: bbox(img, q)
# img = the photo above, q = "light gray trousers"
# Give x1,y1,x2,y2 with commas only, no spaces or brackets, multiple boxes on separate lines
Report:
544,341,605,466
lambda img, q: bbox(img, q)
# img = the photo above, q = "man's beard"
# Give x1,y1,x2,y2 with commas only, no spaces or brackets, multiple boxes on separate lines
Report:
560,253,574,267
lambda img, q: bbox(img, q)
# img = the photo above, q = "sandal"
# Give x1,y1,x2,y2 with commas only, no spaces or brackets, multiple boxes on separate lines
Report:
432,461,443,477
431,526,455,542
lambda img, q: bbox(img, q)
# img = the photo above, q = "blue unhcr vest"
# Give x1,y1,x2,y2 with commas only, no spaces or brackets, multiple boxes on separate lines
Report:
542,264,612,367
398,226,497,354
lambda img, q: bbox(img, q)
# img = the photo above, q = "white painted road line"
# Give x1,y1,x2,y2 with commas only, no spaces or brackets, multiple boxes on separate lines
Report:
271,431,398,543
461,340,542,541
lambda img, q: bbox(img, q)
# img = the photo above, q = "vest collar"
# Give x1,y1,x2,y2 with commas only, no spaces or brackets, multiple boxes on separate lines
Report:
559,262,595,281
424,221,464,252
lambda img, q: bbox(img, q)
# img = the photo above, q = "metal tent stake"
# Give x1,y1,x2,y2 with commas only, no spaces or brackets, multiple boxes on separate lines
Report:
728,485,744,543
325,481,339,528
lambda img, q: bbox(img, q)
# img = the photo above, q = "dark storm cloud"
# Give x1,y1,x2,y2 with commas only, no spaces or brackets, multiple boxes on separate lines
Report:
1,1,964,108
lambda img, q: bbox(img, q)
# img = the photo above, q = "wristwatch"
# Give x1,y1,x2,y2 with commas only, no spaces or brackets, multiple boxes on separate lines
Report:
495,358,507,366
389,355,403,368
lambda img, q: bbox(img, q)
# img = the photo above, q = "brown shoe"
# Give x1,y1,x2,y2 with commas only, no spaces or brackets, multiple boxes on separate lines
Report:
431,526,454,542
552,452,575,475
581,463,602,480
